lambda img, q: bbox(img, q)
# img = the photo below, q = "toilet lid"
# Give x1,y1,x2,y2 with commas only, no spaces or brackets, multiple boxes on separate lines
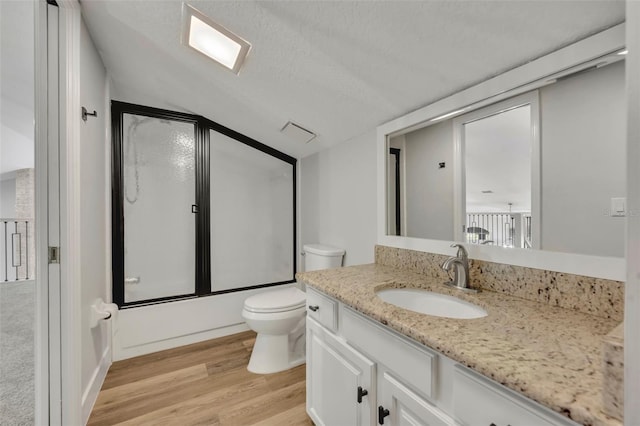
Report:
244,287,306,313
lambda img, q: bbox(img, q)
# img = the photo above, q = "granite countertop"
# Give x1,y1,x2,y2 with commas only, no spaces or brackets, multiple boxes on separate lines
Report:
297,263,620,426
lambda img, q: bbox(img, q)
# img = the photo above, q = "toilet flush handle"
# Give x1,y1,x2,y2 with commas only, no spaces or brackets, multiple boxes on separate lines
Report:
308,305,319,312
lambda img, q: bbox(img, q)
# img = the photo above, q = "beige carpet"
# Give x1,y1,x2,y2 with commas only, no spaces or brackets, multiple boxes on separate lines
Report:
0,280,35,426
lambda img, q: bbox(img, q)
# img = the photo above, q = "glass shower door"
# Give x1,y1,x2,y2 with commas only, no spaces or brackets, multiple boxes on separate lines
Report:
209,129,294,292
122,113,196,303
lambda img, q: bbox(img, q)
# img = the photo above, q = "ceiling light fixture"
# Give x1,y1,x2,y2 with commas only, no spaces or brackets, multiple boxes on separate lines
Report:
181,3,251,74
430,109,466,122
617,49,628,55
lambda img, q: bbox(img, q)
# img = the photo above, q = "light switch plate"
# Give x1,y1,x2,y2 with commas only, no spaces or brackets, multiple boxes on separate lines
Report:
610,197,626,217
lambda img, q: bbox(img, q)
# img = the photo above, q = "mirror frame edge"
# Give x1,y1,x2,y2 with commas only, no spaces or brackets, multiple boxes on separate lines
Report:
376,23,626,282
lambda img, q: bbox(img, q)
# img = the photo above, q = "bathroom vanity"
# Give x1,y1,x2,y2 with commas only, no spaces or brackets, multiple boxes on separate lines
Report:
298,262,621,426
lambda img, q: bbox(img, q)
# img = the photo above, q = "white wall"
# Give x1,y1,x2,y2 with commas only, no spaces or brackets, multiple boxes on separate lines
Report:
1,117,34,174
300,130,377,268
541,60,625,257
0,0,35,175
79,19,110,422
404,120,455,240
0,176,16,218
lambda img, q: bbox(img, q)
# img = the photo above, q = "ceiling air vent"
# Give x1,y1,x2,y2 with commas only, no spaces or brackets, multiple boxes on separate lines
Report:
281,121,316,143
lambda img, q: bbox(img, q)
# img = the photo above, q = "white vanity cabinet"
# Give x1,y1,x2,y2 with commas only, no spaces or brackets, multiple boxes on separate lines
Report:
305,287,579,426
306,316,375,426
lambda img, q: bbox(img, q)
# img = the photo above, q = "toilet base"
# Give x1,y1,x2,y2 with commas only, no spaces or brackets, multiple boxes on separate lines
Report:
247,333,305,374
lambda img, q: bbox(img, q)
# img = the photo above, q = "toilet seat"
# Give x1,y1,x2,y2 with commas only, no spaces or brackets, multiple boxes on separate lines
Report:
243,287,306,314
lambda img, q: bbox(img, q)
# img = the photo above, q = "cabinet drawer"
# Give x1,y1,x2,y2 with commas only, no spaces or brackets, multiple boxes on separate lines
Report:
453,366,578,426
306,287,338,332
341,305,436,401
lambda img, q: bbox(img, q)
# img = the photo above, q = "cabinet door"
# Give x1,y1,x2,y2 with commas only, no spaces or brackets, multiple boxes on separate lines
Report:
380,372,457,426
307,317,375,426
453,366,574,426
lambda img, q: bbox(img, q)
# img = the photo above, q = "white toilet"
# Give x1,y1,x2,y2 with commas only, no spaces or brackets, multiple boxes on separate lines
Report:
242,243,345,374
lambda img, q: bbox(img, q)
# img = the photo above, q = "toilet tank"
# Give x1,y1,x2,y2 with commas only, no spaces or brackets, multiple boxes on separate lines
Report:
303,244,345,272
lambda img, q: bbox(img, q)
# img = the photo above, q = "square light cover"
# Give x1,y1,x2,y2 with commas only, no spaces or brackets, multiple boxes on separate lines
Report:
281,121,317,143
182,3,251,74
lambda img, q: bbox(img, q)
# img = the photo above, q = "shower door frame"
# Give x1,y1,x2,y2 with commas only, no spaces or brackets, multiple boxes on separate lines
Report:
111,101,297,308
112,102,203,307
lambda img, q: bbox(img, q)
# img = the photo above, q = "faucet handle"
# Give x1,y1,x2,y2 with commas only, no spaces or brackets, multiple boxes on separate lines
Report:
450,243,468,259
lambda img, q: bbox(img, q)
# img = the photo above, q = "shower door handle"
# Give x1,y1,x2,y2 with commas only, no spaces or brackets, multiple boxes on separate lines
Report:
191,204,199,213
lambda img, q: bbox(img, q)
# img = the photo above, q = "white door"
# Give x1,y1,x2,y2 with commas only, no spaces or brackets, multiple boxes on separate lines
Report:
307,317,375,426
379,372,456,426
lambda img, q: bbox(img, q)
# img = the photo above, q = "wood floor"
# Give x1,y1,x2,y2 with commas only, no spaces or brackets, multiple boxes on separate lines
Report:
88,331,313,426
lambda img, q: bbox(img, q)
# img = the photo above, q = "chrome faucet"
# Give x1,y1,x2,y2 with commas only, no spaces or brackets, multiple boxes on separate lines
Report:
442,243,477,293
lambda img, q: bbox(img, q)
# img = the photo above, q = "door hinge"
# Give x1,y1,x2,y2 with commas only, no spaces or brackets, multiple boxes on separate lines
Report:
48,246,60,264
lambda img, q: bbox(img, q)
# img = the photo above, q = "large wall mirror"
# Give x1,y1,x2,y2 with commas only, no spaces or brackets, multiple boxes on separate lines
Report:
378,24,626,281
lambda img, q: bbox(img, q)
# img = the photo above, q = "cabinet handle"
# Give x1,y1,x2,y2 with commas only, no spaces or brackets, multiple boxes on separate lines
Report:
357,386,368,403
378,406,390,424
308,305,319,312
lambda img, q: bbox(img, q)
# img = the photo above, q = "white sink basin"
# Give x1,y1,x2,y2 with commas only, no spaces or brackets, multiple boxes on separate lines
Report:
376,288,487,319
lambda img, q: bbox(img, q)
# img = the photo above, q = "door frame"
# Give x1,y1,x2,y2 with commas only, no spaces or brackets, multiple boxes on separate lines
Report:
626,2,640,423
53,0,83,424
35,0,82,423
34,0,53,423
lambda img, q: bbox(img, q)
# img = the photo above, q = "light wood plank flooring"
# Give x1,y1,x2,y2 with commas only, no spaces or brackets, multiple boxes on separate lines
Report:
88,331,313,426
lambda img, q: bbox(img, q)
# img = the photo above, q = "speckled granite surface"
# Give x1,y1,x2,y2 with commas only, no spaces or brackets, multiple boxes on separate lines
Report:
603,323,624,421
297,264,621,426
375,245,624,321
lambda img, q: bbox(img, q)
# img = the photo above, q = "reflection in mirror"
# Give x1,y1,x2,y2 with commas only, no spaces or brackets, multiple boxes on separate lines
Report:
465,107,531,248
456,93,538,250
386,57,625,258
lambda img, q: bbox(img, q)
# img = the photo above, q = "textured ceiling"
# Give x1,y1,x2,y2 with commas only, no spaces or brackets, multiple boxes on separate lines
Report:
81,0,624,159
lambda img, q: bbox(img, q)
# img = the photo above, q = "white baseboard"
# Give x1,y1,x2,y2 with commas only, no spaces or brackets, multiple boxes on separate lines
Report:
81,346,111,425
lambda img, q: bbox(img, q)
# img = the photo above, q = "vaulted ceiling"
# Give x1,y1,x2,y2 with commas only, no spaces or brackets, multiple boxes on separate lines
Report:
81,0,624,159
